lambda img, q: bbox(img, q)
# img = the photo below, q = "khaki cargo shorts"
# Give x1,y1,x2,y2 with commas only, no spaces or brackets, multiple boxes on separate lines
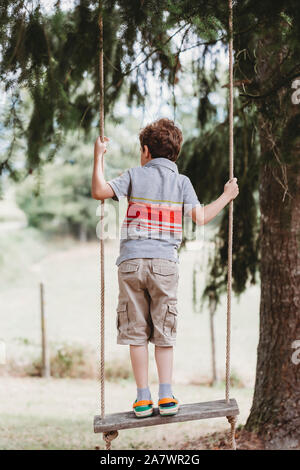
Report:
116,258,179,347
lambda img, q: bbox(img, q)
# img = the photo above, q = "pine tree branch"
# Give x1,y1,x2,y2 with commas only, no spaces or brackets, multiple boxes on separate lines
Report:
104,22,189,92
240,66,300,100
6,16,26,67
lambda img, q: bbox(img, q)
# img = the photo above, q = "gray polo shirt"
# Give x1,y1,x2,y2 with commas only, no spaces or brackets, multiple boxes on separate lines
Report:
107,158,200,265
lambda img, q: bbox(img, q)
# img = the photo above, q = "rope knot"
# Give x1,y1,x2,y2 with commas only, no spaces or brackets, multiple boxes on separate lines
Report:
226,415,237,426
103,430,119,450
226,415,237,450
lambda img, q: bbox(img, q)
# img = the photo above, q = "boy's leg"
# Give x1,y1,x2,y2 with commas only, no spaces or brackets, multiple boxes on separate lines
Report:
130,344,152,416
155,346,174,400
155,345,179,415
146,259,179,415
130,344,149,388
155,345,173,384
116,259,153,416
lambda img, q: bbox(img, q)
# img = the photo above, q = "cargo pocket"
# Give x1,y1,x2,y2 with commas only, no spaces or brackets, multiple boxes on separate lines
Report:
119,262,139,274
116,302,129,335
152,263,177,276
163,304,178,337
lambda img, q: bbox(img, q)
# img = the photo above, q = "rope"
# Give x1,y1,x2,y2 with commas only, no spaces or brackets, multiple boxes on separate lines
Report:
103,431,119,450
98,2,119,451
226,0,237,450
98,3,105,422
226,415,237,450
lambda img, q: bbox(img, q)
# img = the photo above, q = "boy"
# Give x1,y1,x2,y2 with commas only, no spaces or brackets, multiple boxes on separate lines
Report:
91,118,239,418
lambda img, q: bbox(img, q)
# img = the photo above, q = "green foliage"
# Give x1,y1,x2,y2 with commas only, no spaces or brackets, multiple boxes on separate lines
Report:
1,0,300,302
0,226,48,284
0,0,229,176
220,369,245,389
15,150,98,239
192,261,202,313
105,357,134,382
28,342,96,379
14,114,139,238
1,0,299,175
178,94,260,298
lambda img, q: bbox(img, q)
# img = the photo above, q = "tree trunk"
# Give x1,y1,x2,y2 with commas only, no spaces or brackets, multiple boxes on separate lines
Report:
245,158,300,448
79,224,88,243
245,24,300,447
245,34,300,444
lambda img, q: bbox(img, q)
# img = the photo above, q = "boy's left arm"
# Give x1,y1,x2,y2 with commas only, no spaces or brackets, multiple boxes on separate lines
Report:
91,137,115,200
189,178,239,225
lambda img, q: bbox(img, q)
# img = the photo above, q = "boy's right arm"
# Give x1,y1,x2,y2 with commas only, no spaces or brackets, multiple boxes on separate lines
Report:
91,137,115,200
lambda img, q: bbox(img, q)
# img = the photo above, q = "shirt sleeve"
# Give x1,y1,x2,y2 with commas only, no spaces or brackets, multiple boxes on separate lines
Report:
107,170,131,201
182,176,201,216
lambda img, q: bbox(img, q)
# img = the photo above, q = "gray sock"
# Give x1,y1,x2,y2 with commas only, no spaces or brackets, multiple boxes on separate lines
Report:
159,383,173,400
137,387,151,401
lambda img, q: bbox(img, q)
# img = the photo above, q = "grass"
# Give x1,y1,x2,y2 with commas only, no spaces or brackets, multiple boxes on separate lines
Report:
0,228,260,449
0,236,260,386
0,376,253,450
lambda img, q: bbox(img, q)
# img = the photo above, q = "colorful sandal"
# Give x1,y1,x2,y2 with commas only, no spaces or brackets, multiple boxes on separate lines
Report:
158,397,179,416
133,399,154,418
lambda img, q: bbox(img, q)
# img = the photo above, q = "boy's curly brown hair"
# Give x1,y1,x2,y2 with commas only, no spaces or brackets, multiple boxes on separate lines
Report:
139,118,183,162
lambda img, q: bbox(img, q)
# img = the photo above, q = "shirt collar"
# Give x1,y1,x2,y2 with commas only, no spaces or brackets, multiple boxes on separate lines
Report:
144,157,178,173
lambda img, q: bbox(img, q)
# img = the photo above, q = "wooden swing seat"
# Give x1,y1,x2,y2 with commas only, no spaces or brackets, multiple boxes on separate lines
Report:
94,398,239,433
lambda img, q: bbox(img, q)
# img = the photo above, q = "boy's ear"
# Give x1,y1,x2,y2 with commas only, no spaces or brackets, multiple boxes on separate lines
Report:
144,145,151,159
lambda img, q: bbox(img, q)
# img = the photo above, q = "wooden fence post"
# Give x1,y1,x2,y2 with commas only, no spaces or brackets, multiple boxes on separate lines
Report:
40,282,50,378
